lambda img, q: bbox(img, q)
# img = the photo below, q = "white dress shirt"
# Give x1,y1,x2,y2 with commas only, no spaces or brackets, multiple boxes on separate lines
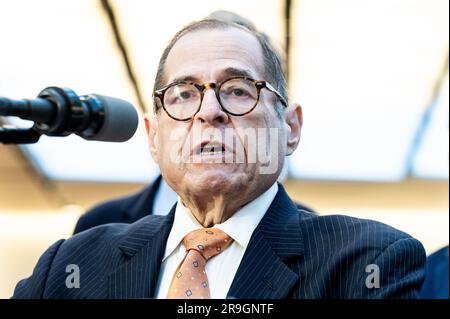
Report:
155,183,278,299
153,179,178,216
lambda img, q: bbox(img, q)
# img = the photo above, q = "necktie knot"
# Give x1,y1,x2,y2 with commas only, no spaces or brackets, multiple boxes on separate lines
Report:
167,228,233,298
183,228,233,261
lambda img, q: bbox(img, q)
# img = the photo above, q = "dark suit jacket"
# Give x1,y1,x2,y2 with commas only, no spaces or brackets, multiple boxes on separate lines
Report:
13,184,425,299
74,176,316,234
419,246,449,299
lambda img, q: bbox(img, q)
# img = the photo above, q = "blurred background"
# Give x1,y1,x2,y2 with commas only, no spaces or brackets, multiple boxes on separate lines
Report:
0,0,448,298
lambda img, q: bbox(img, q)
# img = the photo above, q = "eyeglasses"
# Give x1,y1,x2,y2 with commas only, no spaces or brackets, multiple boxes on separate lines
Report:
153,76,288,121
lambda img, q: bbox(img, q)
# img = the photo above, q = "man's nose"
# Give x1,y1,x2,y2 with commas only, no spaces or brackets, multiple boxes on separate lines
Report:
193,89,229,125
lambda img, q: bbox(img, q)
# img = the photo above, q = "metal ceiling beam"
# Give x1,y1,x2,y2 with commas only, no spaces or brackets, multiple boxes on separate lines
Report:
100,0,148,113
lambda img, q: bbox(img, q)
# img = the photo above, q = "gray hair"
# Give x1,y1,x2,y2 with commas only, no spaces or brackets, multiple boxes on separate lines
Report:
153,12,288,117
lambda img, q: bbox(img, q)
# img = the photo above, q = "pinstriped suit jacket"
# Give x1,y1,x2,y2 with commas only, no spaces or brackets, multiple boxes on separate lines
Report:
12,184,426,299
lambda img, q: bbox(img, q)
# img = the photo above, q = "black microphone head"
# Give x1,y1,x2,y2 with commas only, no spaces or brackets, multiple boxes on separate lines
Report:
85,95,139,142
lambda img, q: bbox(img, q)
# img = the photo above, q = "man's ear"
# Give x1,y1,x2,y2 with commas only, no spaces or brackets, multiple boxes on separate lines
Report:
144,113,159,163
285,103,303,156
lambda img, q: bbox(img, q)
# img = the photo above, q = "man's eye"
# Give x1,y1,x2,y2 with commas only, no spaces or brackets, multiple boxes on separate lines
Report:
223,87,251,98
169,89,197,104
232,88,247,97
179,91,193,100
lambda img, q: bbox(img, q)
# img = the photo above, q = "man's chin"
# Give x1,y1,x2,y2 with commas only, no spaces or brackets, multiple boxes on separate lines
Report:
186,169,244,191
187,161,243,172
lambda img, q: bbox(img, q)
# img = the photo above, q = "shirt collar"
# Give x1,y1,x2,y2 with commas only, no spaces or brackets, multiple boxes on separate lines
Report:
162,183,278,261
153,179,178,216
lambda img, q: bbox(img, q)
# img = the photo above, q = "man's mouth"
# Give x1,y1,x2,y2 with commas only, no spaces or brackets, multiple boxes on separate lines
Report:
199,142,226,155
192,141,230,157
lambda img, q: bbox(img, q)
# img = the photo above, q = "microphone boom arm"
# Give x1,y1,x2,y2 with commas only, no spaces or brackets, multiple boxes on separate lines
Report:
0,127,42,144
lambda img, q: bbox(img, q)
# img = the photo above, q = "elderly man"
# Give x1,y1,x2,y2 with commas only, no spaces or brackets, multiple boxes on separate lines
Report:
13,15,425,299
72,12,316,235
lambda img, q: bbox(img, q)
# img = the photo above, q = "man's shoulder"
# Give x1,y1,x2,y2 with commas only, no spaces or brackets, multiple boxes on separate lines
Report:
70,213,166,249
13,214,168,298
294,212,425,298
49,213,167,275
299,212,420,251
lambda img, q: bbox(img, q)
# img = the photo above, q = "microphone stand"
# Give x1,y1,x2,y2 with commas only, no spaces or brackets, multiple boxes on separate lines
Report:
0,96,42,144
0,126,42,144
0,86,83,145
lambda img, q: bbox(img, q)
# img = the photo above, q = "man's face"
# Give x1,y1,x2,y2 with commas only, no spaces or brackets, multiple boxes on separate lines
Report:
146,27,298,200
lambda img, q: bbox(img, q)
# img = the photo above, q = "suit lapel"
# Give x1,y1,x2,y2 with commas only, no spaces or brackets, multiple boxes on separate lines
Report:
108,184,303,299
227,184,304,299
108,204,175,298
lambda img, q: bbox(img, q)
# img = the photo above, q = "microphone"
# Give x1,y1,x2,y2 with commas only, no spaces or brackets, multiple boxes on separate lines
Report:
0,87,139,142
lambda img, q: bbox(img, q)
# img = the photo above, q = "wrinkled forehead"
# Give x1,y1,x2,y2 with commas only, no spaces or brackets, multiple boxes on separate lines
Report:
164,27,265,85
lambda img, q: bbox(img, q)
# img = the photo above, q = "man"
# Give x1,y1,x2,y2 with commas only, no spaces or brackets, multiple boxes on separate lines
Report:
13,15,425,299
73,12,316,235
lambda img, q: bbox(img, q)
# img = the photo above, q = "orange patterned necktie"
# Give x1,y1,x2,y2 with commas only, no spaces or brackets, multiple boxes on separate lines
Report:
167,228,233,299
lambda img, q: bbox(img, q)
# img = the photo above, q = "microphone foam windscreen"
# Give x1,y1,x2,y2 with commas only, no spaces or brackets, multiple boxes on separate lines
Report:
89,95,139,142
